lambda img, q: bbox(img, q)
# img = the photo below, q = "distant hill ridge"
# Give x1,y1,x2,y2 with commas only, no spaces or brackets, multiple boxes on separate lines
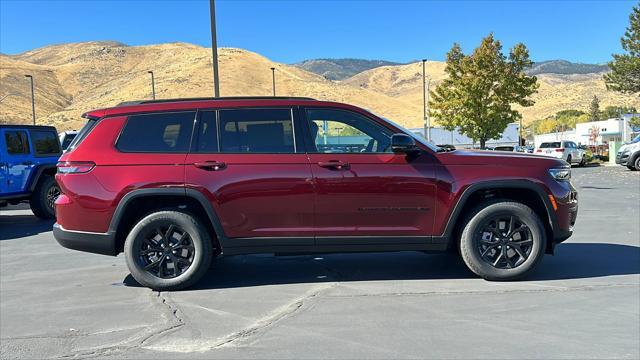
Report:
295,58,610,80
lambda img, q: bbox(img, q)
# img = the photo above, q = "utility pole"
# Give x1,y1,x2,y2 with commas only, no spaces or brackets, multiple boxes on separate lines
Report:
24,75,35,125
422,60,427,140
147,71,156,100
270,67,276,96
209,0,220,97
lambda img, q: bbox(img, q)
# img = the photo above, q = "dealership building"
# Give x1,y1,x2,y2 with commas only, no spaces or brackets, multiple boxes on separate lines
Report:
533,114,639,147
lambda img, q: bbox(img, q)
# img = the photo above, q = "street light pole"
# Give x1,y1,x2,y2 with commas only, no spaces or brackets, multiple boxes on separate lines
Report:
147,71,156,100
422,60,427,140
24,75,35,125
209,0,220,98
270,67,276,96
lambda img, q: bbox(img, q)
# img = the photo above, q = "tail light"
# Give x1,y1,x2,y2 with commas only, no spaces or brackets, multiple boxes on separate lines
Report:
536,149,542,153
555,149,564,152
57,161,95,174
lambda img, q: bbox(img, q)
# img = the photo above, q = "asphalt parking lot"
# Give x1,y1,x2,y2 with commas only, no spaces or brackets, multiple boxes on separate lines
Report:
1,165,639,359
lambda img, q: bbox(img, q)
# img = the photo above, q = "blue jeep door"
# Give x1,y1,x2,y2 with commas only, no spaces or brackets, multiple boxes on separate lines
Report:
1,129,35,195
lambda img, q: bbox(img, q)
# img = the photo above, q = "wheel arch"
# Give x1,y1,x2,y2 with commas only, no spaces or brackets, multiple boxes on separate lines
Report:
27,164,57,192
439,180,557,254
109,188,226,254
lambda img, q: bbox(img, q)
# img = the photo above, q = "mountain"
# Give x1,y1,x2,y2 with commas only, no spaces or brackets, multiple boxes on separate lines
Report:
295,58,402,81
1,41,638,131
0,42,420,130
526,60,609,75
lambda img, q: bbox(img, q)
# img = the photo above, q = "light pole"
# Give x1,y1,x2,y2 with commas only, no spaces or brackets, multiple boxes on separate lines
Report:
209,0,220,97
270,67,276,96
24,75,35,125
422,59,431,142
147,71,156,100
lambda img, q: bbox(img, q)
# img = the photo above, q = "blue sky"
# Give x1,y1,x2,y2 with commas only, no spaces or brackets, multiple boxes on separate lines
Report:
0,0,636,64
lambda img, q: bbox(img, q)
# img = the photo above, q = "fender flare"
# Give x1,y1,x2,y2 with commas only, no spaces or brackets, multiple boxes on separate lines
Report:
435,179,557,244
107,188,227,249
28,165,57,192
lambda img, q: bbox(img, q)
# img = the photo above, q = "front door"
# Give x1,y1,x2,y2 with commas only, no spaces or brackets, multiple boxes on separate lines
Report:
302,108,437,244
185,108,315,245
0,129,35,195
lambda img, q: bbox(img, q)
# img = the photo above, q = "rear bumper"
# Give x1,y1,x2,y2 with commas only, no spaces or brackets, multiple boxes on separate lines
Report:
53,223,117,256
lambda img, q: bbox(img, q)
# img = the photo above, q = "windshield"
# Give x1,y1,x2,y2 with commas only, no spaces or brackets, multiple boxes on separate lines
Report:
630,134,640,144
368,112,442,152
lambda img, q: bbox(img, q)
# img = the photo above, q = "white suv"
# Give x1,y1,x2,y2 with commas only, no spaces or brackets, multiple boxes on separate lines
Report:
616,134,640,171
535,141,585,166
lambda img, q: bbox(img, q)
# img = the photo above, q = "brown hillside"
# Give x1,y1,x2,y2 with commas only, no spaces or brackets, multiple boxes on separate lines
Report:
1,41,638,131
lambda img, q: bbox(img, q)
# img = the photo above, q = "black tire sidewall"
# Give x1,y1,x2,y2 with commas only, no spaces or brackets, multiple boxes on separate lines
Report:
30,175,57,219
635,156,640,171
124,211,212,290
460,202,546,281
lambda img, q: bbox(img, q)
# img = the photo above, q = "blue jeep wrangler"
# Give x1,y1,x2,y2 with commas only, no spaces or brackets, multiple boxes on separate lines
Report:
0,125,62,219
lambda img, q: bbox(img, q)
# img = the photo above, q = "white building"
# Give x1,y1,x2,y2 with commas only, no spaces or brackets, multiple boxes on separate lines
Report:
533,115,638,147
410,123,520,148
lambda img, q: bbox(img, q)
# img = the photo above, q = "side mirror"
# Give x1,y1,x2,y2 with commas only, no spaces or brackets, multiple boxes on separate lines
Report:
391,133,418,153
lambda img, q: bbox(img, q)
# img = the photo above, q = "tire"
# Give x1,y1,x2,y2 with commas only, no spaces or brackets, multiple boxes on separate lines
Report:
566,155,571,165
459,200,546,281
634,156,640,171
29,175,60,219
124,210,214,291
578,157,586,167
627,165,637,171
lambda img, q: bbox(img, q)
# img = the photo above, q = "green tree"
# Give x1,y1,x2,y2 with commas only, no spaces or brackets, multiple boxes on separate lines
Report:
604,4,640,94
429,34,538,149
600,105,638,119
629,116,640,129
589,95,600,121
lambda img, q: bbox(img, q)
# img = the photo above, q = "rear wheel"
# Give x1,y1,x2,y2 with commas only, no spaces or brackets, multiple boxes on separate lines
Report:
459,201,546,281
30,175,59,219
566,155,572,164
124,211,214,291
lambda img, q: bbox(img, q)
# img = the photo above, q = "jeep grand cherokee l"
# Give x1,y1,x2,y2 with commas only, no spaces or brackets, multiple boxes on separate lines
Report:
53,97,578,290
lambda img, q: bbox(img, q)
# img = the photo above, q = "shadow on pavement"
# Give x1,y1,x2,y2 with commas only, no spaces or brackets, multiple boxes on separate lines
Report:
122,242,640,290
0,213,54,240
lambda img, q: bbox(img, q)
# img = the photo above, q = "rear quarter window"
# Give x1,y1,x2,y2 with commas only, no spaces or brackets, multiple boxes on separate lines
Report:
4,131,30,155
117,112,196,153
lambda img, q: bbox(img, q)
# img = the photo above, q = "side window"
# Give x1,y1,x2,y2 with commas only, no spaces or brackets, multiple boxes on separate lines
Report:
4,131,30,155
219,108,295,153
306,109,392,153
30,130,61,156
117,112,195,153
195,111,219,153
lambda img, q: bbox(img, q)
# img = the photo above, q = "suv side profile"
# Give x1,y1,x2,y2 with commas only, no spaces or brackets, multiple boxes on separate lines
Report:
535,141,585,166
54,98,578,290
1,125,61,218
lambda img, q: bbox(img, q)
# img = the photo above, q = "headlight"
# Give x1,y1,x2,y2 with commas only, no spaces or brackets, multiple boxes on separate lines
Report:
549,168,571,181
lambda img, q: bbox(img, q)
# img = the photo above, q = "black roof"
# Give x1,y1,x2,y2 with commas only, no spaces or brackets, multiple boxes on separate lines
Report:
116,96,316,107
0,124,58,131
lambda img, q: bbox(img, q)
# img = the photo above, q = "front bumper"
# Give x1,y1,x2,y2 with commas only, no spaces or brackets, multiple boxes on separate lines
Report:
53,223,117,256
616,152,630,165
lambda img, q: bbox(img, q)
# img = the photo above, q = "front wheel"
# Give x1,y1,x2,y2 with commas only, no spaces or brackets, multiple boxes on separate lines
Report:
459,201,546,281
124,211,214,291
634,156,640,171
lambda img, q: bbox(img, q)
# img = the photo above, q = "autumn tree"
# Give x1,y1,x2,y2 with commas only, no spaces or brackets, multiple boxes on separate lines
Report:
604,4,640,94
429,34,538,149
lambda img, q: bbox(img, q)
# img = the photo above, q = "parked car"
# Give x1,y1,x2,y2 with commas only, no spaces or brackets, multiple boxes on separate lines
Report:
1,125,62,218
616,134,640,171
436,144,456,152
535,141,585,166
58,131,78,151
53,97,578,290
494,146,516,152
578,145,594,165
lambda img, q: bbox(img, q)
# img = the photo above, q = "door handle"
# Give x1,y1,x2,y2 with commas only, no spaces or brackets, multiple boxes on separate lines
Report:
317,160,350,170
194,161,226,171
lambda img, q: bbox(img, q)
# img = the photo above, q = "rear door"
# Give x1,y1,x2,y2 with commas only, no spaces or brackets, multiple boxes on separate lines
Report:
185,108,315,244
302,107,437,242
0,128,35,195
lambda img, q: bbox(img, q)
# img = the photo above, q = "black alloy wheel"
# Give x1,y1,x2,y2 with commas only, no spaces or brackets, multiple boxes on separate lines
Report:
476,215,533,269
137,224,195,279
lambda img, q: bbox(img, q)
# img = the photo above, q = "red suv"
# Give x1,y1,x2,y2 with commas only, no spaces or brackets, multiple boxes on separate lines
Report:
54,97,578,290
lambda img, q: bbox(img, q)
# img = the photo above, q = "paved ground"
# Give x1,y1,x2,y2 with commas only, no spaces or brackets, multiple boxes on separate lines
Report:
1,165,639,359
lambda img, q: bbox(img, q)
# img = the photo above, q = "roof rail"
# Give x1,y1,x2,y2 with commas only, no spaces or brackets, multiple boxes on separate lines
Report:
116,96,316,107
